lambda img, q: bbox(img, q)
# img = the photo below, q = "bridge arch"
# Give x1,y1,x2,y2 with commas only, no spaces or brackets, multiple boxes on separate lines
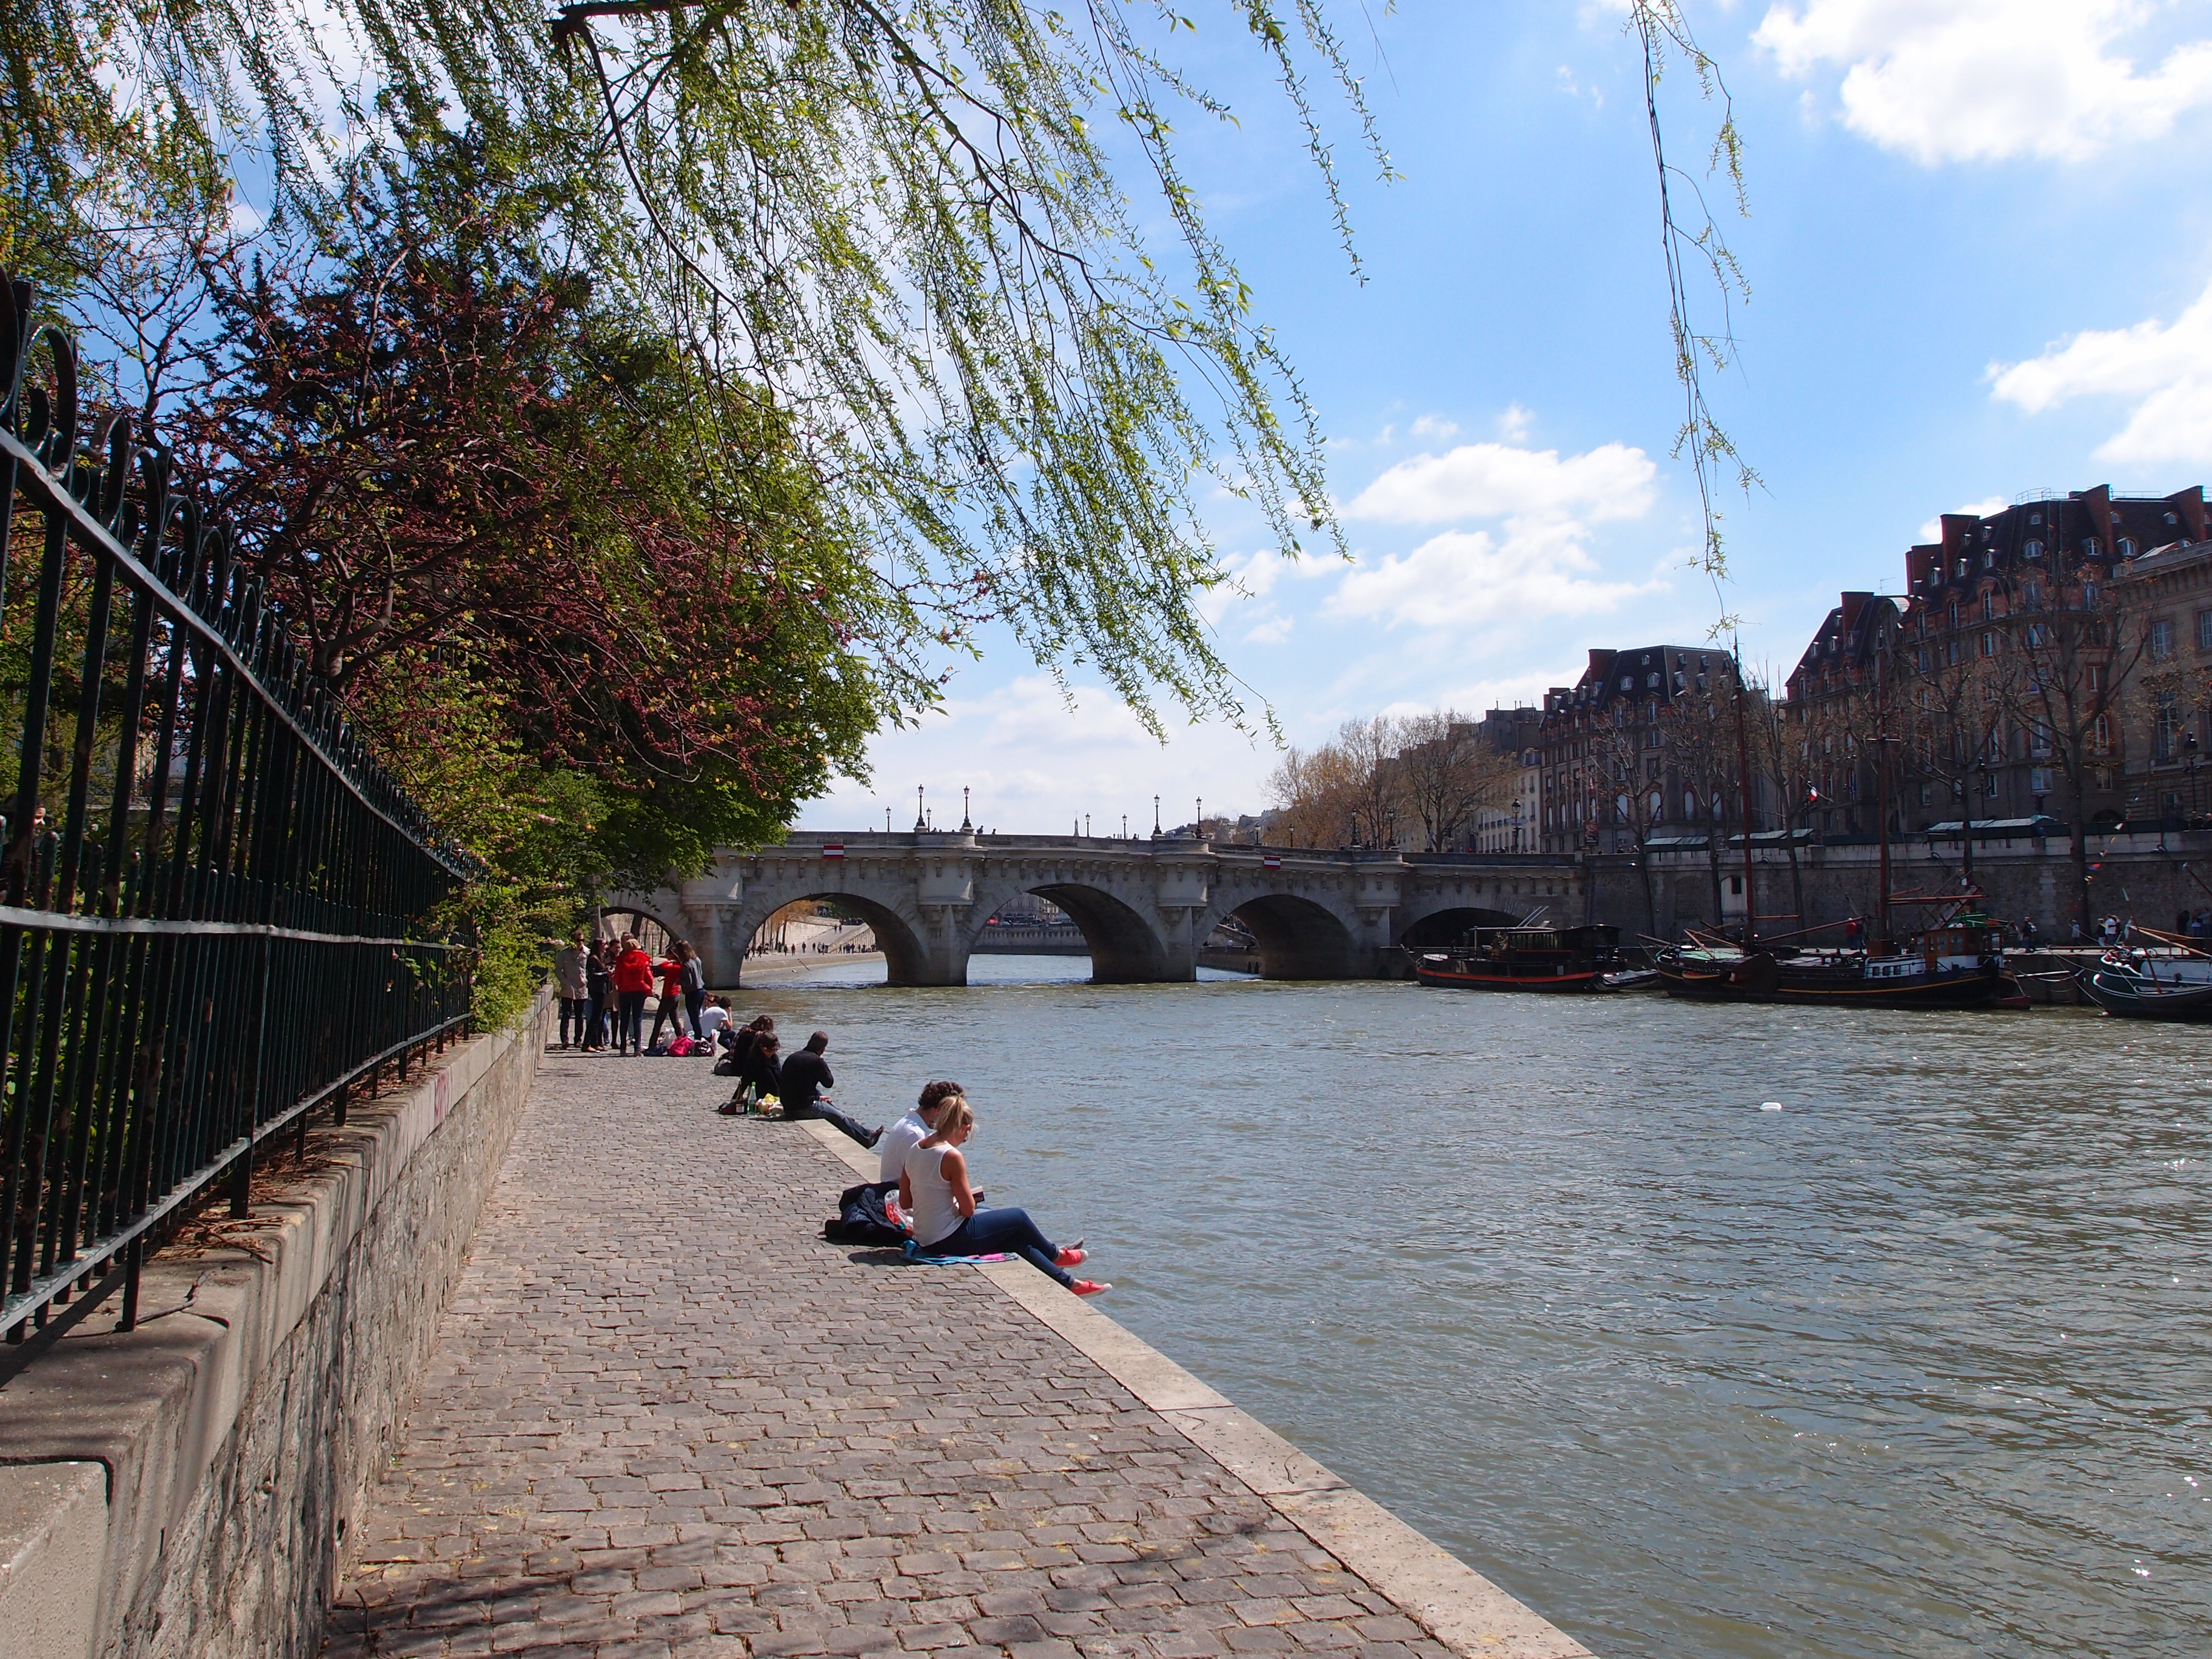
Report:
732,869,944,984
965,875,1172,984
1221,893,1358,979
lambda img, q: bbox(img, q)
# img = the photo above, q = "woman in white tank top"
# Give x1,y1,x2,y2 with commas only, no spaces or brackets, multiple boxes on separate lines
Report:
897,1097,1108,1295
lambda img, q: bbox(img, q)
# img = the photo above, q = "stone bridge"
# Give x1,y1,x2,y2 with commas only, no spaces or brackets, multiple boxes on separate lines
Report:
605,831,1586,986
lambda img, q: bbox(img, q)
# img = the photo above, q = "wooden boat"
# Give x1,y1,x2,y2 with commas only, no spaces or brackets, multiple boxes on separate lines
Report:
2078,950,2212,1021
1654,911,2023,1010
1413,925,1624,992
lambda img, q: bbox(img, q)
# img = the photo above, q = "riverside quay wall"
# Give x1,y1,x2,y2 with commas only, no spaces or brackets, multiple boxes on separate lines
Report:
0,990,555,1659
1590,828,2212,940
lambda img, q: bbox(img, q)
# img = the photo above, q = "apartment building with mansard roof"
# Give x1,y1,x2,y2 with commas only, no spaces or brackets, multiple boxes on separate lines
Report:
1537,645,1753,853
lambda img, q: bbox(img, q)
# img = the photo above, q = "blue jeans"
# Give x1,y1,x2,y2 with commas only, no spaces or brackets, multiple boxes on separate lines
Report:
784,1099,876,1148
928,1207,1072,1287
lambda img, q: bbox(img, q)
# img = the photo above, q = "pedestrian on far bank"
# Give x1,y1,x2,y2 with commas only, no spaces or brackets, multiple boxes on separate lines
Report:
612,934,655,1054
554,933,589,1048
779,1031,881,1148
2020,916,2038,950
1843,916,1863,949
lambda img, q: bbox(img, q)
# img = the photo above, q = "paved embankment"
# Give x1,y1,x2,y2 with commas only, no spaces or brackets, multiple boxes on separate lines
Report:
324,1049,1587,1658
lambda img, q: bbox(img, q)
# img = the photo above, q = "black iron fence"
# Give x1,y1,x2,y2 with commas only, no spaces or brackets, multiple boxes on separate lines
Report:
0,281,478,1352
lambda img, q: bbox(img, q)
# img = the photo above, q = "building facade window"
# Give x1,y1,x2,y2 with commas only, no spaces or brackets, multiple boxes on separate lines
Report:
1980,631,1997,657
2200,609,2212,651
2150,618,2174,660
2031,766,2053,795
2024,540,2043,559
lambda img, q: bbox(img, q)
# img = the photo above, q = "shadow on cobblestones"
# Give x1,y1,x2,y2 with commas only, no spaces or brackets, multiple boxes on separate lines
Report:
322,1050,1456,1658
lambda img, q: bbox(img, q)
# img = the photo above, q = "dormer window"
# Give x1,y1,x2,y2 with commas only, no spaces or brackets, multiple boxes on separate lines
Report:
1982,549,1995,567
1620,675,1634,691
2024,540,2043,559
2167,512,2180,526
2082,538,2100,557
2030,512,2043,526
2118,538,2136,558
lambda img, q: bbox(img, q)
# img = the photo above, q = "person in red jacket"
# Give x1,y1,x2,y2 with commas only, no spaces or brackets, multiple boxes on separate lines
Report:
611,934,657,1054
648,947,689,1048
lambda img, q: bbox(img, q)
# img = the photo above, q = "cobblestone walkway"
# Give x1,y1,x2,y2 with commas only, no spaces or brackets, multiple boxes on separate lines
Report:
326,1050,1457,1659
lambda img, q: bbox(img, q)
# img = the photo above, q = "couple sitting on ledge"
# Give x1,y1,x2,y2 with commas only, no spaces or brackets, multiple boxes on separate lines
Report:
873,1081,1108,1297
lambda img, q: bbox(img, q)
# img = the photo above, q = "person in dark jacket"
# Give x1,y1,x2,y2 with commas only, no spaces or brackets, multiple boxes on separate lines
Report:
583,940,613,1051
718,1017,773,1113
742,1032,783,1106
779,1031,880,1147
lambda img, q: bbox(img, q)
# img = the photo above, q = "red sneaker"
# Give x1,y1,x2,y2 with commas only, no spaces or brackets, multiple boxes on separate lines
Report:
1070,1279,1111,1297
1054,1247,1087,1269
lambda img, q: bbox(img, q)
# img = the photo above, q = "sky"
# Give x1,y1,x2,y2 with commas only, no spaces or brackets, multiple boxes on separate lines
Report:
799,0,2212,837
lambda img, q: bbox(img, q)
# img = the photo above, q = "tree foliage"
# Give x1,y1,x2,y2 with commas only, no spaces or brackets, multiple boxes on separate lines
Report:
4,0,1406,733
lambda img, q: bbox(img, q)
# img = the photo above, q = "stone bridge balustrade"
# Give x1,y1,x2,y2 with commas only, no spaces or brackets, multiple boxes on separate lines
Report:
609,833,1586,987
615,836,1601,995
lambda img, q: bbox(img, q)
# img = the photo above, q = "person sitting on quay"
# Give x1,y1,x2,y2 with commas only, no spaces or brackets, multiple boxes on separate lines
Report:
779,1030,882,1148
878,1079,964,1184
737,1028,782,1110
717,1016,774,1111
696,994,731,1050
899,1096,1106,1296
612,934,657,1054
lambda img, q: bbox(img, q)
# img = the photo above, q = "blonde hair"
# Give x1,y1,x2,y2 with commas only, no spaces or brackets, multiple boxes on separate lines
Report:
919,1095,972,1145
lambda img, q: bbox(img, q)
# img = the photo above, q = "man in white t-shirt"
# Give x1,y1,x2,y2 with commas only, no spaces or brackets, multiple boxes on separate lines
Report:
878,1079,964,1184
696,999,731,1045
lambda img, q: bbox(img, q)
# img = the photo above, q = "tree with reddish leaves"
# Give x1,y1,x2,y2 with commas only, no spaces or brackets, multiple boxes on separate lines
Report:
178,142,888,885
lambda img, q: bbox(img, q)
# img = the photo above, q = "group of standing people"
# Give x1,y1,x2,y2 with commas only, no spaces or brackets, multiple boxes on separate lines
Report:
553,933,729,1056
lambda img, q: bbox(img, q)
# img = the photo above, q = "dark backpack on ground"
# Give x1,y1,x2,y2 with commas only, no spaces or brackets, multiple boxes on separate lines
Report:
823,1180,903,1247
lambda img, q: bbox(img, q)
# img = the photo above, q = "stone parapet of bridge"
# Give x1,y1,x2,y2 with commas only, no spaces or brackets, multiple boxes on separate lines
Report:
605,833,1586,987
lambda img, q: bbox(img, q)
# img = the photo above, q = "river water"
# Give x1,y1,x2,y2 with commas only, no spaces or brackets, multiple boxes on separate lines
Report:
737,956,2210,1659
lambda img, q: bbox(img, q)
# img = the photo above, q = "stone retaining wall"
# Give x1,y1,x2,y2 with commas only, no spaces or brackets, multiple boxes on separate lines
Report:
0,987,554,1659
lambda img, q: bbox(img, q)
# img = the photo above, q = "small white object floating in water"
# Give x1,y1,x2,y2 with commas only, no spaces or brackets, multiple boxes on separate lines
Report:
1760,1102,1784,1112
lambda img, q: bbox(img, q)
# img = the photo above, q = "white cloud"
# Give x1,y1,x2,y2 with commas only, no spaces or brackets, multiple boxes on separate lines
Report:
1918,495,2011,540
1409,414,1460,441
1345,440,1656,525
1755,0,2212,164
1496,403,1534,442
1988,278,2212,466
1329,519,1667,630
794,675,1275,834
1243,613,1295,645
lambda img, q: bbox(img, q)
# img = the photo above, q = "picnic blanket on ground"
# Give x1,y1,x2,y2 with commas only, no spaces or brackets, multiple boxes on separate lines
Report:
901,1239,1013,1265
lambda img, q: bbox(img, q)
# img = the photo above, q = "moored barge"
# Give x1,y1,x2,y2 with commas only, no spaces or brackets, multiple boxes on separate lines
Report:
1413,924,1626,993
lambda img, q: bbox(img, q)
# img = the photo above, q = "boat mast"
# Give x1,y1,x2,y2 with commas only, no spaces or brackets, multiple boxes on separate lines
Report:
1731,649,1759,945
1875,639,1894,950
